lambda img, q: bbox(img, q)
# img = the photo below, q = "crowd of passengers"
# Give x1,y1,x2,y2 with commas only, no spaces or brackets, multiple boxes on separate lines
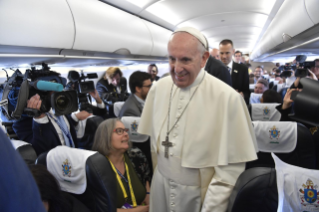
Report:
2,46,319,211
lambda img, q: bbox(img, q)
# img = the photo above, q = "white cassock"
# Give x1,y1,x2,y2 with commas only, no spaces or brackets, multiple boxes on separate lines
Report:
138,68,258,212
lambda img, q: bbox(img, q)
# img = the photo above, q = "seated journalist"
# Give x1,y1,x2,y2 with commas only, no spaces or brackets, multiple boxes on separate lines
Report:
92,118,151,211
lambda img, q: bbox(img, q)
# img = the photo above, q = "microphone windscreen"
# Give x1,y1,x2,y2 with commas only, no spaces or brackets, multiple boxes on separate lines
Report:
36,80,63,92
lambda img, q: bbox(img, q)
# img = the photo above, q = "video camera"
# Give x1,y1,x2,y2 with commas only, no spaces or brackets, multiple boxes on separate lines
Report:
66,70,98,113
0,63,78,120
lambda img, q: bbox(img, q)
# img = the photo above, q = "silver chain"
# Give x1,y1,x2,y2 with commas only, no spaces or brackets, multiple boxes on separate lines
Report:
166,72,206,137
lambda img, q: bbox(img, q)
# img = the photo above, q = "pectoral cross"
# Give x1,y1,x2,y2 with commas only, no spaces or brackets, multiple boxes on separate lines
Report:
162,136,173,158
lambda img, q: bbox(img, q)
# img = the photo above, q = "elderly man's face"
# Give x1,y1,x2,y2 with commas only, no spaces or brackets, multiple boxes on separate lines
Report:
219,43,234,66
210,49,220,60
168,32,208,88
254,83,266,94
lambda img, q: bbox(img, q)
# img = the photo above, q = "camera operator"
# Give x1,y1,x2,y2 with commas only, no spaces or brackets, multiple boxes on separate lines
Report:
12,92,82,156
96,67,129,118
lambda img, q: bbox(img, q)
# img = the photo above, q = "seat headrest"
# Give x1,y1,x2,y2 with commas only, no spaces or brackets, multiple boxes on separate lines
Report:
121,116,149,143
76,115,103,139
10,139,30,149
252,121,297,153
250,93,263,104
249,84,255,90
251,103,281,121
113,101,125,117
272,153,319,211
47,146,97,194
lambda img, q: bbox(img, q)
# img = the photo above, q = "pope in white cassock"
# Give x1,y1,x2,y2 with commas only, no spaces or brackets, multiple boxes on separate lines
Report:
138,27,258,212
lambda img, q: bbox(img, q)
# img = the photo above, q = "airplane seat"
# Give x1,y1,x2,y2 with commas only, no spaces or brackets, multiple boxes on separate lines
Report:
249,93,262,104
121,116,153,174
11,139,37,165
77,115,104,150
36,146,117,212
249,103,281,121
113,101,125,117
227,167,278,212
246,122,316,170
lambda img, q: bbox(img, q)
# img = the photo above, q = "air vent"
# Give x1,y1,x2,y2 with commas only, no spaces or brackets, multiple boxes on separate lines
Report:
113,48,131,55
282,33,292,42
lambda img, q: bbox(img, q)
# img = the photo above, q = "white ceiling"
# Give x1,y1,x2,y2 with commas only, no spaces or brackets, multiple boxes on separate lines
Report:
102,0,284,53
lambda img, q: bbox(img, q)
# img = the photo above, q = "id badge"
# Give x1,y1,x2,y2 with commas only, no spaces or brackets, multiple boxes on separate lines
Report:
121,203,133,209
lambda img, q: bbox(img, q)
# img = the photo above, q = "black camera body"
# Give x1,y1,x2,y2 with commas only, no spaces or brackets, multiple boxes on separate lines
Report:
67,70,98,113
0,64,79,120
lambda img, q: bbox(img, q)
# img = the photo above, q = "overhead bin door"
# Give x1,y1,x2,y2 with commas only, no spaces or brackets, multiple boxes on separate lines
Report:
269,0,314,47
68,0,153,56
305,0,319,24
0,0,75,49
142,20,172,57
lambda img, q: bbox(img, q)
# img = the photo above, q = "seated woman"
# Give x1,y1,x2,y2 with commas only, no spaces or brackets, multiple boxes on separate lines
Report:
29,165,90,212
96,67,129,118
92,118,150,211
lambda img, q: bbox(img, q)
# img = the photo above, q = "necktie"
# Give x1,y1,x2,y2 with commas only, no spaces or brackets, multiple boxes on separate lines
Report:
228,67,232,74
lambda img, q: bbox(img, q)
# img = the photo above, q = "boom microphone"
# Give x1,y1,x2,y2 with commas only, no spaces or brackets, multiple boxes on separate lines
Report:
29,80,63,92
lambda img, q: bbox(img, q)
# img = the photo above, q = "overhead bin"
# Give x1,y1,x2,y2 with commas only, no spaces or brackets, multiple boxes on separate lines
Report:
251,0,316,61
142,20,172,57
305,0,319,24
0,0,75,49
68,0,153,56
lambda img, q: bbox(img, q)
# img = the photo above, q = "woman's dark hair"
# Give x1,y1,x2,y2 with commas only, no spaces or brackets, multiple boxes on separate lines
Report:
261,90,282,104
29,165,71,212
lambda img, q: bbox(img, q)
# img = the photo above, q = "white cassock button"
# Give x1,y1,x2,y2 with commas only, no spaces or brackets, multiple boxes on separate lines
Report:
170,153,173,156
175,124,178,128
178,105,182,109
171,186,174,189
173,134,177,137
171,202,175,206
170,194,174,197
180,96,184,100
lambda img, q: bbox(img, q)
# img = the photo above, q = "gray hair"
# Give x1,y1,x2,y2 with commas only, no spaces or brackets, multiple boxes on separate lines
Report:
92,118,119,156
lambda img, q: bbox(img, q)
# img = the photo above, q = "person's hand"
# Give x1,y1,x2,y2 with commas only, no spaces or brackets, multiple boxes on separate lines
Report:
27,94,46,119
75,110,92,121
89,89,102,104
236,90,244,98
282,88,296,110
133,205,149,212
294,77,300,88
308,69,318,81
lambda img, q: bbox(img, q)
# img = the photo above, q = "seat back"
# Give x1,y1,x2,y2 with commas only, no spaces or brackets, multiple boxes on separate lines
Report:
227,167,278,212
249,93,262,104
250,103,281,121
121,116,149,143
246,122,316,169
77,116,104,150
11,139,37,165
113,101,125,117
36,146,117,212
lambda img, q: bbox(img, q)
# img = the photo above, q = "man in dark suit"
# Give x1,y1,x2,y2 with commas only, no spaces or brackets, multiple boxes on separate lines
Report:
119,71,152,117
205,55,232,86
219,39,250,104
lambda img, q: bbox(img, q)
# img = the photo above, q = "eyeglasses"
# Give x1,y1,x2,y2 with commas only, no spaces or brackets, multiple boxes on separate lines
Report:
142,84,152,88
113,128,129,135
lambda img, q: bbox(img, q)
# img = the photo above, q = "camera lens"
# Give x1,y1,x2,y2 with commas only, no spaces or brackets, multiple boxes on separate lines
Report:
55,94,69,111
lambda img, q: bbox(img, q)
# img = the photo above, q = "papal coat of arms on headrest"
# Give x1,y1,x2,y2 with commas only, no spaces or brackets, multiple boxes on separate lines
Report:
62,159,72,177
263,107,270,116
269,126,280,140
299,179,319,208
131,121,138,133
